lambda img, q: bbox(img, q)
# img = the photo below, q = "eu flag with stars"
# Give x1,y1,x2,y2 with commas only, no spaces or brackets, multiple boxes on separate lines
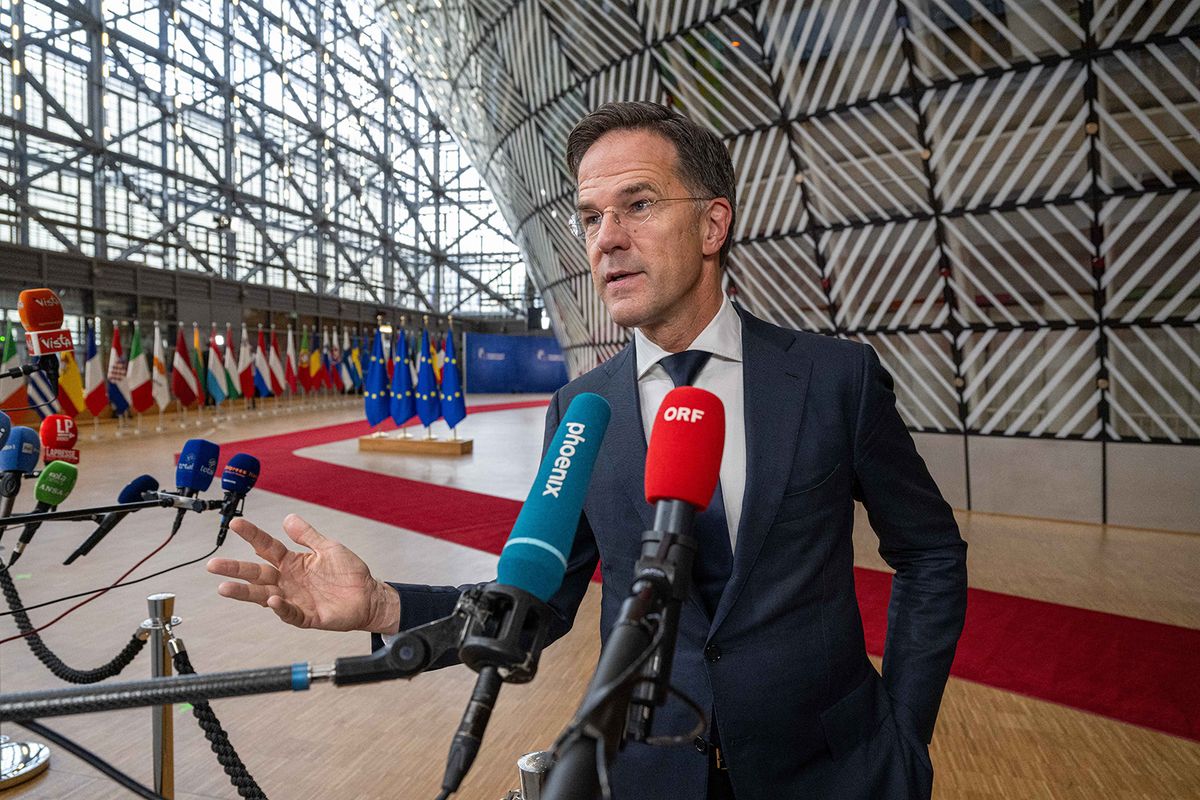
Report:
390,328,416,426
414,328,441,427
439,329,466,429
363,329,389,427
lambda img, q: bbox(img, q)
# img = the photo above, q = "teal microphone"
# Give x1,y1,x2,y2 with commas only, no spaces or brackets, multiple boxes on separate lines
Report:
496,392,612,601
439,392,611,798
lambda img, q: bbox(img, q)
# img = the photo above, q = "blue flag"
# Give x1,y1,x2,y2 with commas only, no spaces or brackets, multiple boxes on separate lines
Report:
440,330,466,429
414,328,441,427
363,329,389,427
390,329,416,426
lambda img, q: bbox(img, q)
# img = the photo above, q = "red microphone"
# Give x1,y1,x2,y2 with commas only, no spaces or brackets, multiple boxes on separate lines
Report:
39,414,80,465
542,387,727,792
644,386,725,508
19,288,74,356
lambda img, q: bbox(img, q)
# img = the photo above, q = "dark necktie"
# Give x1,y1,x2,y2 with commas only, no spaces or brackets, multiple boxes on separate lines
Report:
658,350,732,619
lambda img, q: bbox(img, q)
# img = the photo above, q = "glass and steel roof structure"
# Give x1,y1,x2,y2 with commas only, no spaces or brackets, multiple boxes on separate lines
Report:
0,0,526,318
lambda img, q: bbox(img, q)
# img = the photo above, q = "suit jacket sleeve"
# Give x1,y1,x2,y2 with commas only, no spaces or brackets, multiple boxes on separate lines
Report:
370,389,600,660
852,344,968,743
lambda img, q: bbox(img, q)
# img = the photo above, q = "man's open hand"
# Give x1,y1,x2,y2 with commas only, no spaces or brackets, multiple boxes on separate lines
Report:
207,513,400,634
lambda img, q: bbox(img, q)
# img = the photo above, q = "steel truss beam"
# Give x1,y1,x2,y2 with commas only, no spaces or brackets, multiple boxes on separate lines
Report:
0,0,527,318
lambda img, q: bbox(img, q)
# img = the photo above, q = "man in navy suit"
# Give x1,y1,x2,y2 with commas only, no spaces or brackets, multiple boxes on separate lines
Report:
210,102,967,799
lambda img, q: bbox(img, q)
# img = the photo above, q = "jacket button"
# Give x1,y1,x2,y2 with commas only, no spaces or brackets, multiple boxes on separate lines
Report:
704,644,721,662
694,736,707,753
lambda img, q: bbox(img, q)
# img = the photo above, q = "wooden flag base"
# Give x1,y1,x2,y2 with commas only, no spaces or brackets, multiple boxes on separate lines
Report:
357,435,473,456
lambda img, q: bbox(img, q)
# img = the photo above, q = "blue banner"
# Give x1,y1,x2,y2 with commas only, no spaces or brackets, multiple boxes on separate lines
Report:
464,333,569,393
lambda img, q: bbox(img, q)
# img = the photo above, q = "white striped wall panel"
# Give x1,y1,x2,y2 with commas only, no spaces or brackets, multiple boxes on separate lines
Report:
378,0,1199,446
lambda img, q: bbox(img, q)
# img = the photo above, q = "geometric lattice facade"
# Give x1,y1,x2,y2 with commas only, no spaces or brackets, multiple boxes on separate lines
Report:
382,0,1199,447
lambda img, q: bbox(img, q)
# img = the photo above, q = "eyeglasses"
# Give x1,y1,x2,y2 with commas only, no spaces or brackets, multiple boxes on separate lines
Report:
567,197,713,240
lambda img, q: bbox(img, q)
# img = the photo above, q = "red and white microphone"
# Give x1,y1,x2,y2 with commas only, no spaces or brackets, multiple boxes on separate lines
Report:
39,414,80,465
644,386,725,509
19,288,74,356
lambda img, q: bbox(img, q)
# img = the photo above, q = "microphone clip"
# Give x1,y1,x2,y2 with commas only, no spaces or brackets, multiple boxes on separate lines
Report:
332,594,477,687
459,583,551,683
331,584,552,688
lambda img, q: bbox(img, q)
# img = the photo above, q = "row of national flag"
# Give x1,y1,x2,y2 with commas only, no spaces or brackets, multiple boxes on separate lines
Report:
0,318,381,420
365,327,466,430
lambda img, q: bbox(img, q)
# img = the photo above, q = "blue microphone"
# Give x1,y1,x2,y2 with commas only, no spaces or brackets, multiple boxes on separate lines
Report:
0,427,42,538
215,453,260,547
63,475,161,564
496,392,612,601
440,392,611,797
0,411,11,450
164,438,219,534
175,438,220,494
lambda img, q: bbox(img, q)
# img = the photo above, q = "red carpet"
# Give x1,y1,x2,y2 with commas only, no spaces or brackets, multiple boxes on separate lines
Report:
220,402,1200,742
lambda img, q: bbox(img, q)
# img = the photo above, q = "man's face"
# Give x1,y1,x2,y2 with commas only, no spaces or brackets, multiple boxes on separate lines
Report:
575,129,723,334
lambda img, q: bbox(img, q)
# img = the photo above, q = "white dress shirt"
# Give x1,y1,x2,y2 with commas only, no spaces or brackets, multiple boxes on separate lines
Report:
633,298,746,552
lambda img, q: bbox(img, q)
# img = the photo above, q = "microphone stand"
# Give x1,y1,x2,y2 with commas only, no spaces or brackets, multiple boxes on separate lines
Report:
0,497,220,528
541,500,698,800
0,585,545,722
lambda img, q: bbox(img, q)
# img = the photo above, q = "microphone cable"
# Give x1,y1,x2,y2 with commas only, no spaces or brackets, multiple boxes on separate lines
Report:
0,525,183,647
0,560,146,680
0,542,219,620
13,720,166,800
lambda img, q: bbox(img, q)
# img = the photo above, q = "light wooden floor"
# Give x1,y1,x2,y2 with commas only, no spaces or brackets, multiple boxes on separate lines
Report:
1,397,1197,799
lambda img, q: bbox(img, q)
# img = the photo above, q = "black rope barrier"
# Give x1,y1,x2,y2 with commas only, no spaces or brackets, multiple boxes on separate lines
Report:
172,645,268,799
0,563,146,683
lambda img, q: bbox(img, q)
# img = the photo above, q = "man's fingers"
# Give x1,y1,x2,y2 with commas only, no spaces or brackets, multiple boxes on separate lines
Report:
216,580,276,607
207,558,280,585
281,514,329,551
266,595,307,628
230,517,290,566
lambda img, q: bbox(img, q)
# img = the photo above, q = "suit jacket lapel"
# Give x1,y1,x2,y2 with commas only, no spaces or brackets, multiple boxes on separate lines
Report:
710,307,813,635
601,343,655,535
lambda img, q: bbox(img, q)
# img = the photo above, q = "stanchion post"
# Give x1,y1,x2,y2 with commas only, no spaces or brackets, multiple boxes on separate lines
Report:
143,592,181,800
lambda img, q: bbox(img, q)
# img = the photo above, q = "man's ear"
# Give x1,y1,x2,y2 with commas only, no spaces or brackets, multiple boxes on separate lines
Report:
701,198,733,259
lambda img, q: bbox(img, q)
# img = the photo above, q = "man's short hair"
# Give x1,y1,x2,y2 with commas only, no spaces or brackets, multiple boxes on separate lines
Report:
565,101,737,267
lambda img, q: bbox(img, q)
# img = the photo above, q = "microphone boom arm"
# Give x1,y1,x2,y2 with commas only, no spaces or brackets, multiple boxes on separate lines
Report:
0,497,218,528
0,589,494,722
541,500,699,800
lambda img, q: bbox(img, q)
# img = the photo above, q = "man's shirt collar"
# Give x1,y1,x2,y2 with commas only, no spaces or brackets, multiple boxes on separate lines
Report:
634,297,743,380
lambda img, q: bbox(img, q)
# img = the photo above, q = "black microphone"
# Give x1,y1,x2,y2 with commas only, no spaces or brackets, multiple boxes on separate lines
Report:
215,454,259,547
63,475,159,565
35,353,60,396
9,461,79,566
